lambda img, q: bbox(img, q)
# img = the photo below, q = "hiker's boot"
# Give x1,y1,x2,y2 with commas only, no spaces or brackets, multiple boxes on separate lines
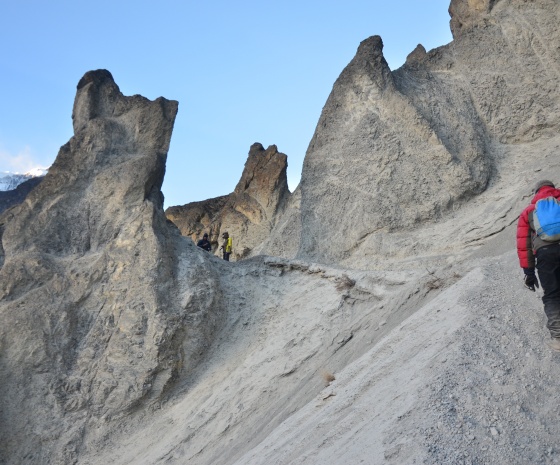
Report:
546,337,560,352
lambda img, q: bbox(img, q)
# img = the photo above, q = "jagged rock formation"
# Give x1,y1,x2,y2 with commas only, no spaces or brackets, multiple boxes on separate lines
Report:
0,70,223,464
169,0,560,268
0,176,44,215
168,1,559,268
292,0,559,264
1,1,560,464
448,0,495,37
165,143,290,260
298,34,490,263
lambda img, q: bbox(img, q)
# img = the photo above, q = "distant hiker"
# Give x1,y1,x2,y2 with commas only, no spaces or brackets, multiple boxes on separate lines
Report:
220,231,232,261
517,180,560,351
197,233,211,252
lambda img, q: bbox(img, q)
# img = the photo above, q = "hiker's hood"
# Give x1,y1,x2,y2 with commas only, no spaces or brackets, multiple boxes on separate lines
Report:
531,185,560,204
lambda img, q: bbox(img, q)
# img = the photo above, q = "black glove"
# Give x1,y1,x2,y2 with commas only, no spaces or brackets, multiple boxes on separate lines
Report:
523,268,539,292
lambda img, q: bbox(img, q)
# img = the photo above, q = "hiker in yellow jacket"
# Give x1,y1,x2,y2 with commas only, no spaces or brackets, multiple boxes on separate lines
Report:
220,231,232,261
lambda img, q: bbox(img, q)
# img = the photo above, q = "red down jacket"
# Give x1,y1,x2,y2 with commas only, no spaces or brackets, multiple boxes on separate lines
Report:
517,185,560,269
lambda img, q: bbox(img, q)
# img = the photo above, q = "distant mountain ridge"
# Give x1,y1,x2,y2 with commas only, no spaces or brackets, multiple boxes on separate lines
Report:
0,171,47,215
0,169,48,191
0,176,44,214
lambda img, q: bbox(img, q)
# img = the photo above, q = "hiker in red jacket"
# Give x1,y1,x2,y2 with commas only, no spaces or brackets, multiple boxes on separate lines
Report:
517,180,560,351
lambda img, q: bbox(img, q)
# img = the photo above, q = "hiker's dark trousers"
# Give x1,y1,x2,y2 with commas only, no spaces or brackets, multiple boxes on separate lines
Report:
536,243,560,338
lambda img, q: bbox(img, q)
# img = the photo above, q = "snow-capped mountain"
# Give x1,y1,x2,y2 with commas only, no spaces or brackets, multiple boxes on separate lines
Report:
0,169,48,191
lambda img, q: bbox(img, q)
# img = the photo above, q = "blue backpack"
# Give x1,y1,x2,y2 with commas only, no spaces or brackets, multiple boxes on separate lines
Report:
533,196,560,242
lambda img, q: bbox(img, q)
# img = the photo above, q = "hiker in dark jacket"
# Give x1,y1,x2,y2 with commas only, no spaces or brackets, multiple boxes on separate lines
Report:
197,233,211,252
517,180,560,351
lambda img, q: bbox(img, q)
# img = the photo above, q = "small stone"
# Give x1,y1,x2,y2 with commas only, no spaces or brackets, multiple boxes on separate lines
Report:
490,427,499,436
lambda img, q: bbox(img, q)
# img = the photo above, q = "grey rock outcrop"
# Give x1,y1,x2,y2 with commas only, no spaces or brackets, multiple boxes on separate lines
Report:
448,0,496,38
166,142,290,260
292,0,559,264
0,70,222,464
298,35,490,263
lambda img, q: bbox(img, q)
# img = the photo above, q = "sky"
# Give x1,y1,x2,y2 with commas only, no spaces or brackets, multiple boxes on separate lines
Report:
0,1,453,208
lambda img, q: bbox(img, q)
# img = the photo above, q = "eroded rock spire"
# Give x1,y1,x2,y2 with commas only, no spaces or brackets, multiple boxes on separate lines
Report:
0,69,222,464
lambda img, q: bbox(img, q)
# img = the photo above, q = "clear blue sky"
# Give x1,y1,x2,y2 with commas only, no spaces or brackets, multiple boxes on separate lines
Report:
0,1,452,208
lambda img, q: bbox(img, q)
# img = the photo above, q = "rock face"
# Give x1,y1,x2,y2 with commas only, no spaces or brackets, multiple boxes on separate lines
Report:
166,142,290,260
298,35,490,263
448,0,496,37
0,70,222,464
165,1,560,267
292,0,560,264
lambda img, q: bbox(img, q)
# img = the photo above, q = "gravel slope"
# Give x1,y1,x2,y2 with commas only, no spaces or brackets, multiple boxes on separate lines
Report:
233,251,560,465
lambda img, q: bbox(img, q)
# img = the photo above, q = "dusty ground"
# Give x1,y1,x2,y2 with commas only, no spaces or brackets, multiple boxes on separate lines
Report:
234,250,560,465
78,227,560,465
72,134,560,465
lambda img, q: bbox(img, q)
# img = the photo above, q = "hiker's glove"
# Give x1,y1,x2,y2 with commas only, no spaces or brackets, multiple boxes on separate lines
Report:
523,268,539,292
